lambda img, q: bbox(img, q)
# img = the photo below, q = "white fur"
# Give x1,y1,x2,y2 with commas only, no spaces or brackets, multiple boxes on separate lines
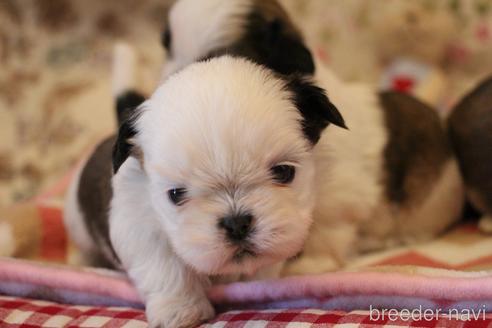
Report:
111,57,316,326
284,63,388,274
163,0,253,78
164,0,464,273
111,158,214,328
285,62,464,275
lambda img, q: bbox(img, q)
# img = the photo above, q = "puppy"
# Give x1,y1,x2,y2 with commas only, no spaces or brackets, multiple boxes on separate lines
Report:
162,0,314,78
64,54,346,327
162,0,464,274
448,76,492,232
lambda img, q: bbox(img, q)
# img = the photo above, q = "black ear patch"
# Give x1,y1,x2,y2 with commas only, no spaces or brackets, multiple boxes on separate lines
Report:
286,76,347,145
112,112,140,174
116,90,146,126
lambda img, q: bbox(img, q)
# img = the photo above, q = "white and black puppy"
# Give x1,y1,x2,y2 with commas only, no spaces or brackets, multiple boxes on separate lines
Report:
162,0,314,78
161,0,464,273
64,54,346,327
448,76,492,232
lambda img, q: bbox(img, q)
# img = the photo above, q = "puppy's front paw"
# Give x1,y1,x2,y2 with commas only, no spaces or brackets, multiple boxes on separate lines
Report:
146,294,215,328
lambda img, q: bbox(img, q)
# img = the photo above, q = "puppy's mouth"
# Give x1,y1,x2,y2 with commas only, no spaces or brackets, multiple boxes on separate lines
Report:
232,246,257,263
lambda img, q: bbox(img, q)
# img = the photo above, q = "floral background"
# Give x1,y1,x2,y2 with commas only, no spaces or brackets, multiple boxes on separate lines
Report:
0,0,491,206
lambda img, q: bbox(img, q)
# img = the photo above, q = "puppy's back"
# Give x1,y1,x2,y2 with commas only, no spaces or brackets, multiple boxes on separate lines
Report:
379,91,452,206
63,136,118,267
448,77,492,214
356,91,463,251
77,136,118,265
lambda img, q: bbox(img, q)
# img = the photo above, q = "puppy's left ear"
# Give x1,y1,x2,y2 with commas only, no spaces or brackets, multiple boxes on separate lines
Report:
112,115,139,174
287,76,347,145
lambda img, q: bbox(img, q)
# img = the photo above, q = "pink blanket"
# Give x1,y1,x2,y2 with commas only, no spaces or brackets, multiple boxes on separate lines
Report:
2,257,492,315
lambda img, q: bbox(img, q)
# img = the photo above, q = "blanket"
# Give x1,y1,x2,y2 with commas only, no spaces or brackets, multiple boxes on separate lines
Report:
4,256,492,326
4,255,492,313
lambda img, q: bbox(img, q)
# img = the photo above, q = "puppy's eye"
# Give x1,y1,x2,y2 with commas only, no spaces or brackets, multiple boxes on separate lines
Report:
271,165,296,184
168,188,187,206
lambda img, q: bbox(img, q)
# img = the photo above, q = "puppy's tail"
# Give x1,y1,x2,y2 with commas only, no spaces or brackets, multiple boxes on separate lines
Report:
112,42,146,125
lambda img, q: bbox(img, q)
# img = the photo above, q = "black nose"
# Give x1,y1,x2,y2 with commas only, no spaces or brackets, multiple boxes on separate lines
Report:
219,213,253,242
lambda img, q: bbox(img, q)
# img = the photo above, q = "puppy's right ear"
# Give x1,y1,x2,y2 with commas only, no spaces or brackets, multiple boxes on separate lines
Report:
113,115,139,174
287,76,347,145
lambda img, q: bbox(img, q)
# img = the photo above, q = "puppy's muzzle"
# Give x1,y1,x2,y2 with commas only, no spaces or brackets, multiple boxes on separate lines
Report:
219,213,253,242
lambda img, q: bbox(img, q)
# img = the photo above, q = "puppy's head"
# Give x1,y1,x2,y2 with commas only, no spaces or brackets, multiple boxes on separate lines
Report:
113,57,344,275
162,0,314,78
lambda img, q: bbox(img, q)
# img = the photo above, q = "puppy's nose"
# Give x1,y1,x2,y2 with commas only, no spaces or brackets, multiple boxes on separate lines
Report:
219,213,253,242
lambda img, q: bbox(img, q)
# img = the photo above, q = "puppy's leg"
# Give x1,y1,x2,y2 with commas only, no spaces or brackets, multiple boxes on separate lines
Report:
114,209,214,328
110,159,214,328
128,246,214,328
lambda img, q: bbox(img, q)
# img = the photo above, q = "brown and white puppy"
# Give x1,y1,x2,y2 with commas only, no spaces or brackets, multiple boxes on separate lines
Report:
64,53,346,327
448,76,492,232
160,0,464,274
63,1,464,326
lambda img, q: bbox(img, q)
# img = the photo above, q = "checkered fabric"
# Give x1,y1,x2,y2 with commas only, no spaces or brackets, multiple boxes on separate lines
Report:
5,299,492,328
203,309,492,328
0,296,146,328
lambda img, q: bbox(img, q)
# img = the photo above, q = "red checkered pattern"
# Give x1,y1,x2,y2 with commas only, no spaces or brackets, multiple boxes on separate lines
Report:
0,296,146,327
202,309,492,328
3,297,492,327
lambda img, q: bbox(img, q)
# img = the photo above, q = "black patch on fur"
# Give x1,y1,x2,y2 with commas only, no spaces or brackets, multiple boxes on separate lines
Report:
448,76,492,213
203,6,314,76
235,12,314,75
78,136,119,267
379,91,452,204
113,110,139,174
285,75,346,145
116,90,145,126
